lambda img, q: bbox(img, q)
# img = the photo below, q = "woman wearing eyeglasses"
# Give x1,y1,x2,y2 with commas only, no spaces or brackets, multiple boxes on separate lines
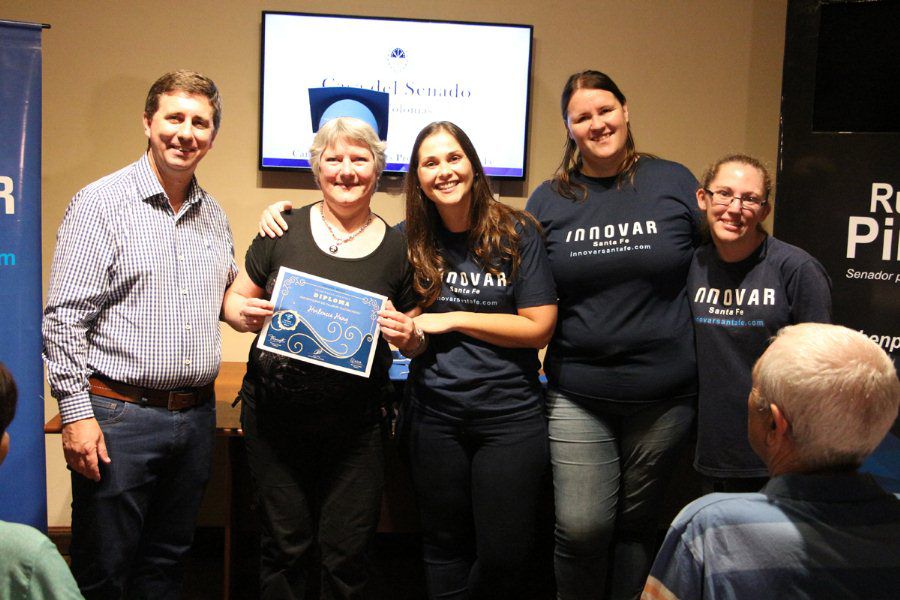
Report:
689,154,832,493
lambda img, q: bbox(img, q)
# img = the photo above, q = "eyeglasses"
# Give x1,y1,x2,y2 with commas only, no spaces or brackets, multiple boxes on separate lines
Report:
703,188,767,210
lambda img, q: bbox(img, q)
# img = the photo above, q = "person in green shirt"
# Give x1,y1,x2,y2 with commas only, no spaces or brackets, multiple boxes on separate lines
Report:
0,363,83,600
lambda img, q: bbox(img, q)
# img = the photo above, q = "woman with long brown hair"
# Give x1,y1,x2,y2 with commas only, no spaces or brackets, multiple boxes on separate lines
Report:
379,121,557,599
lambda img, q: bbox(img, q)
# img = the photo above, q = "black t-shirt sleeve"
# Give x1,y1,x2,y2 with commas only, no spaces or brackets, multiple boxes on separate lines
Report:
786,257,833,324
669,163,703,248
513,221,557,308
385,221,416,313
392,246,417,314
244,232,277,291
524,181,554,227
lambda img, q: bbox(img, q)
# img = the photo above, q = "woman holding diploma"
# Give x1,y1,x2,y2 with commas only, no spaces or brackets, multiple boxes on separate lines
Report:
223,117,418,600
258,122,557,598
379,122,558,599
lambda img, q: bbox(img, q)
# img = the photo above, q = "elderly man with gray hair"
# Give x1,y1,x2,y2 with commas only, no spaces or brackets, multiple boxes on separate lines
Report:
643,323,900,600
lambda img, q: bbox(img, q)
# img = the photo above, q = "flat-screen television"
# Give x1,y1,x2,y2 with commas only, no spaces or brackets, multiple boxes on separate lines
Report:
259,11,534,179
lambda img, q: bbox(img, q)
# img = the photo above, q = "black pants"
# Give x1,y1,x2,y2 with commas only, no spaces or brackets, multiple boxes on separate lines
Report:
407,402,548,600
242,400,385,600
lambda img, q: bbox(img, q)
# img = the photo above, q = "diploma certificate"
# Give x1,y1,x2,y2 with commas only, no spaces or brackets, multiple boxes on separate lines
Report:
257,267,386,377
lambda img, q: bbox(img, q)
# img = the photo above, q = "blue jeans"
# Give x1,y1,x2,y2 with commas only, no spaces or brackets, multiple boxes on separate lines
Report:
70,394,215,599
546,389,695,600
407,402,549,600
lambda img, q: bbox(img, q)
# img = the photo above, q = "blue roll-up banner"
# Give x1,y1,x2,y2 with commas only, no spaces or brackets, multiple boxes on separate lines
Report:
0,20,46,530
777,1,899,491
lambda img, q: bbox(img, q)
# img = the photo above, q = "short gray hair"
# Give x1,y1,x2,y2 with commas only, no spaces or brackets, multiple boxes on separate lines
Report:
309,117,387,183
752,323,899,470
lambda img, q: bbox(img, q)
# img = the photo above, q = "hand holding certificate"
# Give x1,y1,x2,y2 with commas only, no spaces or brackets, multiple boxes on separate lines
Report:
257,267,386,377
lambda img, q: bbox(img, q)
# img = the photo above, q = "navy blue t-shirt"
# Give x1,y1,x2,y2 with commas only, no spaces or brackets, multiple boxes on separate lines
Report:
526,158,701,402
689,235,832,477
409,220,557,417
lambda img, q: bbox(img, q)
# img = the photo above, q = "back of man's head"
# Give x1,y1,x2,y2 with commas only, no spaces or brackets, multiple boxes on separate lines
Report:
0,363,16,439
752,323,899,471
0,363,17,465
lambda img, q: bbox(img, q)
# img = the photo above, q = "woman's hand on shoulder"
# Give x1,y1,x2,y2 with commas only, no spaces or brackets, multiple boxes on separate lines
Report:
258,200,293,238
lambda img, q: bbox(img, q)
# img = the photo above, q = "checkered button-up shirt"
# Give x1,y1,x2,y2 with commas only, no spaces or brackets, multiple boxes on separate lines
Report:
43,154,238,424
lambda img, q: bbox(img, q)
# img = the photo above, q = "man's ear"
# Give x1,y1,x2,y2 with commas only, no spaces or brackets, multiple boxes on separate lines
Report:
769,404,791,439
0,431,9,466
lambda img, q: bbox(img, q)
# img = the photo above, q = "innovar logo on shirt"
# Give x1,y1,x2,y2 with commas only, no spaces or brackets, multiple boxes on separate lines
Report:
444,271,507,287
565,220,657,243
693,287,775,306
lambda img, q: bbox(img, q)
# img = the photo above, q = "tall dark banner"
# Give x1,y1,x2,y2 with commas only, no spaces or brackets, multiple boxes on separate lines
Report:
0,20,46,529
777,0,899,489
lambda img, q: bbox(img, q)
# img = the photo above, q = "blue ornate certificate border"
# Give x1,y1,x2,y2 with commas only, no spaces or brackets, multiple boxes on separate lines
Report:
256,267,386,377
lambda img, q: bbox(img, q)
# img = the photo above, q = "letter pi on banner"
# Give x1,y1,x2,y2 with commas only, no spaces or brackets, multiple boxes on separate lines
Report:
0,20,47,530
777,1,899,491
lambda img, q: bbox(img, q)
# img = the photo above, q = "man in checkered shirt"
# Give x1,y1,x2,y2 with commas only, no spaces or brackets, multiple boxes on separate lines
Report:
43,70,237,599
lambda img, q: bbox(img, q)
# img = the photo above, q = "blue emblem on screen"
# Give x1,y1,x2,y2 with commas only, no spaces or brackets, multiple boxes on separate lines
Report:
388,47,407,72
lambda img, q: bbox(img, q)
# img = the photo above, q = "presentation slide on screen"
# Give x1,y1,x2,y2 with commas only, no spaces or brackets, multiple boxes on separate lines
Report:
261,14,531,176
